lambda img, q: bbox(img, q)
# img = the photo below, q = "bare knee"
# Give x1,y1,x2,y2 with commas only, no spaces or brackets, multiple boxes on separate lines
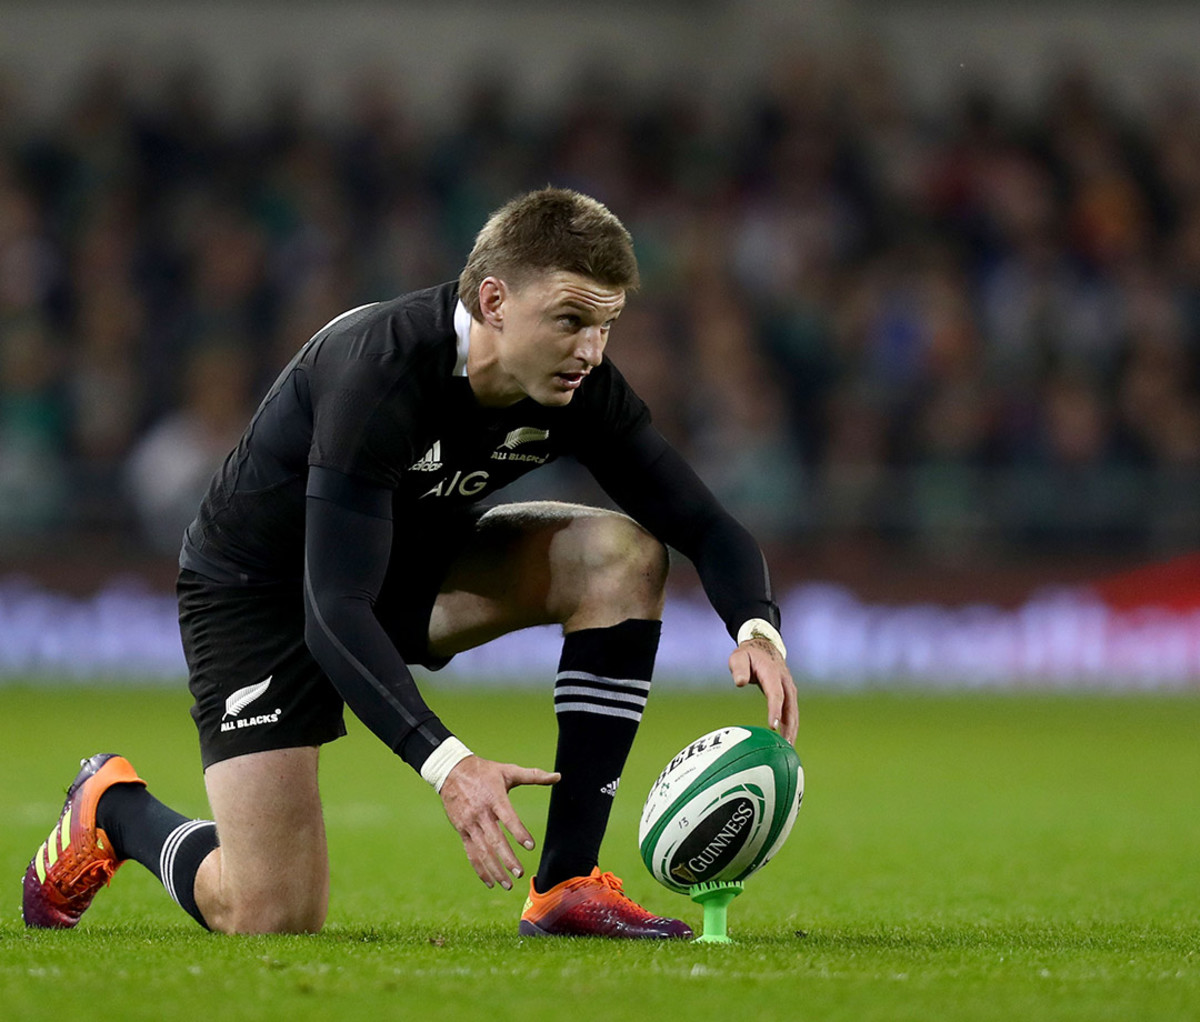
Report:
553,511,668,627
196,749,329,936
209,894,326,935
197,853,328,935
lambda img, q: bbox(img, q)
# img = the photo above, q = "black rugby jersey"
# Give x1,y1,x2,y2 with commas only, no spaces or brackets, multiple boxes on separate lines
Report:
182,283,647,584
181,282,779,772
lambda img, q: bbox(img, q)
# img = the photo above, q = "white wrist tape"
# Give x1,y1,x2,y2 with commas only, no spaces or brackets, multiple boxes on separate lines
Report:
420,736,473,793
736,618,788,660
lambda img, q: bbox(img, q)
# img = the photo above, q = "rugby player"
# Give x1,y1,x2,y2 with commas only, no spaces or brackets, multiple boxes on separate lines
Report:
23,189,797,938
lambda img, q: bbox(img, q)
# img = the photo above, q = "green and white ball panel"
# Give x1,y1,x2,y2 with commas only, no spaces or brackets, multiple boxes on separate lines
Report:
639,726,804,893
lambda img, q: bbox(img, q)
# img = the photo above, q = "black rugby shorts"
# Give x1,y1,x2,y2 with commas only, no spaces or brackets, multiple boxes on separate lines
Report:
179,507,483,769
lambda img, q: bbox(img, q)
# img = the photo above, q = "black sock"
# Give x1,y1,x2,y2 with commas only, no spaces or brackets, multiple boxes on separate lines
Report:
535,618,660,893
97,783,219,929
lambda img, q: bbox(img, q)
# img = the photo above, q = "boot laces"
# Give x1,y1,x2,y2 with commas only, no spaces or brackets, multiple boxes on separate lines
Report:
596,871,628,898
63,850,117,892
595,871,663,919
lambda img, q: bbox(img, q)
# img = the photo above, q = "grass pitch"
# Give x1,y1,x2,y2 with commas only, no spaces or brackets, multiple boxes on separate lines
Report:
1,683,1197,1021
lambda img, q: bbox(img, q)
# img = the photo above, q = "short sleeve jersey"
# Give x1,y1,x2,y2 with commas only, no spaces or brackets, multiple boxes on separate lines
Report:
180,282,649,584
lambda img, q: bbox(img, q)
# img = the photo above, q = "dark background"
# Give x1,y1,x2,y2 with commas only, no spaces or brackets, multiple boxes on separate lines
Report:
3,1,1200,606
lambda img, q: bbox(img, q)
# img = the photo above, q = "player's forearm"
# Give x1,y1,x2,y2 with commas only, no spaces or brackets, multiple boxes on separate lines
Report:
302,581,453,770
303,474,456,772
687,513,781,636
589,426,781,639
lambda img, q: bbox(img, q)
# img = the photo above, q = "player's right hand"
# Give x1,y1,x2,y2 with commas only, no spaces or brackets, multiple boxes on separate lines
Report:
438,755,560,890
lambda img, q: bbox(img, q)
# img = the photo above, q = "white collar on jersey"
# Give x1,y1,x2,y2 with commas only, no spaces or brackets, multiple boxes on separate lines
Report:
453,300,472,377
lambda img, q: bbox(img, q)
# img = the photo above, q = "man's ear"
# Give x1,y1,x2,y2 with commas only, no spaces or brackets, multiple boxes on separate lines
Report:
478,277,506,328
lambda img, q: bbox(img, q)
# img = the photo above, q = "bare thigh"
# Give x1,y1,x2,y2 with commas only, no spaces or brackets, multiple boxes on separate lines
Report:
194,746,329,934
426,500,667,659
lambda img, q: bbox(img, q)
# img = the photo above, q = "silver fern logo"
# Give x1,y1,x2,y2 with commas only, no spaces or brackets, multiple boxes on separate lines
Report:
223,677,272,719
219,677,281,732
492,427,551,465
501,427,549,450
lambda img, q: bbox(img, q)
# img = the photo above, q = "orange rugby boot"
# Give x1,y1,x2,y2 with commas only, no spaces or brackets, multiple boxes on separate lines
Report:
519,867,693,939
22,753,145,928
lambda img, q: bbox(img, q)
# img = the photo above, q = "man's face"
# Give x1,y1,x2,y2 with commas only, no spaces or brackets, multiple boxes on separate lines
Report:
480,270,626,407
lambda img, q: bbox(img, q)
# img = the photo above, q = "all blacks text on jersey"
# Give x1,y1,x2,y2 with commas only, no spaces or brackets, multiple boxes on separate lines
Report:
489,427,551,465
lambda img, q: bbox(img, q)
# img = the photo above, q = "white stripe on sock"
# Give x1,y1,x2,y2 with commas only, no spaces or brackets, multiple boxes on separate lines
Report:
159,820,214,907
553,701,644,722
159,821,201,904
553,685,647,707
554,670,652,691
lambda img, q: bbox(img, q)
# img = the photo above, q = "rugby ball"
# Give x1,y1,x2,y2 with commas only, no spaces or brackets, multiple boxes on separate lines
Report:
638,726,803,893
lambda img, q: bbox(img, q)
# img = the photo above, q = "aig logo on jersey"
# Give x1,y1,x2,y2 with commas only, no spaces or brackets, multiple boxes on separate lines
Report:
219,677,282,732
419,469,490,499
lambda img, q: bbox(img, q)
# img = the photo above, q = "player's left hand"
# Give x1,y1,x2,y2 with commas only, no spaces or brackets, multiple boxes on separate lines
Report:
729,638,798,745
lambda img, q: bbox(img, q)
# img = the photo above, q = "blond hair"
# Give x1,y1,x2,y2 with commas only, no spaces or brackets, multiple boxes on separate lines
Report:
458,188,639,318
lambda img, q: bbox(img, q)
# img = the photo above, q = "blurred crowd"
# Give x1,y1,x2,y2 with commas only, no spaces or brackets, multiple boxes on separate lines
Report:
3,46,1200,562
